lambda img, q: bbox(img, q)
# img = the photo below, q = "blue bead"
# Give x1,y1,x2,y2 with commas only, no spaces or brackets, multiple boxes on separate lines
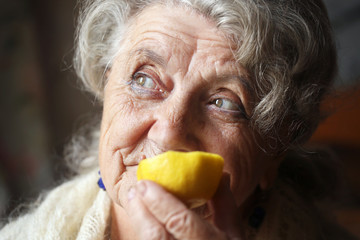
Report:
97,171,106,191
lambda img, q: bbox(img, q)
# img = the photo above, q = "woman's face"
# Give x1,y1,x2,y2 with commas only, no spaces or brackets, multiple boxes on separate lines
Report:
99,5,276,213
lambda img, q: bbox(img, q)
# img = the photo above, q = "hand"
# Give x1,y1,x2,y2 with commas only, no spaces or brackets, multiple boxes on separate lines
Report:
125,175,244,239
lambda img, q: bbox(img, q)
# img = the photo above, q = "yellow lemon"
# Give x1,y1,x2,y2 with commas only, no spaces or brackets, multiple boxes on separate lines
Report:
137,151,224,207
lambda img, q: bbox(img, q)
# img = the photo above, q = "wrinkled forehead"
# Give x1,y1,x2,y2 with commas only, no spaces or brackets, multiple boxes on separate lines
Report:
111,4,253,99
122,4,236,61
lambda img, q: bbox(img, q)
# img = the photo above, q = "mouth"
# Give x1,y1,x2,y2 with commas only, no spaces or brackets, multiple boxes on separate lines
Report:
125,154,147,168
124,152,214,221
122,141,168,167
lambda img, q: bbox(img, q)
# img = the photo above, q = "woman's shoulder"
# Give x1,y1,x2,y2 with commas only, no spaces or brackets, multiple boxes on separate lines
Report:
0,169,111,240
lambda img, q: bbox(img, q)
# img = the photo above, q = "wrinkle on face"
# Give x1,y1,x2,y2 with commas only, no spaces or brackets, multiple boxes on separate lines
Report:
101,96,135,149
99,4,276,217
131,5,226,51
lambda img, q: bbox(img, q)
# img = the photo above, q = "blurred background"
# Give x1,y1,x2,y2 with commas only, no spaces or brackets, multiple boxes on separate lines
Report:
0,0,359,236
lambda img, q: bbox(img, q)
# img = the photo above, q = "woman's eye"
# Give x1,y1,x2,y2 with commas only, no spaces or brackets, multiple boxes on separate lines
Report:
211,98,248,120
213,98,240,111
133,73,156,89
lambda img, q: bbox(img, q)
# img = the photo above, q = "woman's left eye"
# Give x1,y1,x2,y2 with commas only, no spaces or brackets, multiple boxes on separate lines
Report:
212,98,241,111
133,72,156,89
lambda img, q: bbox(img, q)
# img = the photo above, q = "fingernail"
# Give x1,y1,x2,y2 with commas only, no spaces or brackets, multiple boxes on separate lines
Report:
128,187,136,200
137,181,147,196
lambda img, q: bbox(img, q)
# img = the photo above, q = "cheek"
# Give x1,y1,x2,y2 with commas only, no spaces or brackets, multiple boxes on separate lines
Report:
99,95,132,173
99,81,161,206
215,127,267,206
98,87,142,203
100,84,145,157
100,83,158,153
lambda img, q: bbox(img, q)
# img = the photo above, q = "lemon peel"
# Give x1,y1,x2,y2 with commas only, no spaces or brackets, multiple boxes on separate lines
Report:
137,151,224,207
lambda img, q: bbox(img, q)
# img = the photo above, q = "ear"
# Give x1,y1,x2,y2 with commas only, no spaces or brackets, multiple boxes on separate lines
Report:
259,155,284,190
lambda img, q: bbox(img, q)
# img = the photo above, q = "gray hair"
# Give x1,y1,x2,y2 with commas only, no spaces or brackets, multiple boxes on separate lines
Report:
74,0,336,154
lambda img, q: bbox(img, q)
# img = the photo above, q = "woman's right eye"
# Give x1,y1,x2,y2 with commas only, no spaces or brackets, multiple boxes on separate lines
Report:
133,72,156,89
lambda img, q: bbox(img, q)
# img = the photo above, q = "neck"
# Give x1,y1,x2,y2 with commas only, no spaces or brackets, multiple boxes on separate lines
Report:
110,203,137,240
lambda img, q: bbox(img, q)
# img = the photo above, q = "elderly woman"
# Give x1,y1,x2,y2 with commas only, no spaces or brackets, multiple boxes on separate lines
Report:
1,0,351,239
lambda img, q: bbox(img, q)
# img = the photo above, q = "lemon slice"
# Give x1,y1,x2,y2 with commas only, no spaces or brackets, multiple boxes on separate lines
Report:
137,151,224,208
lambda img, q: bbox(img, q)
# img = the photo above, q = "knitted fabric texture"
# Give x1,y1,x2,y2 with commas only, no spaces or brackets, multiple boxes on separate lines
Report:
1,173,321,240
1,168,354,239
0,170,111,240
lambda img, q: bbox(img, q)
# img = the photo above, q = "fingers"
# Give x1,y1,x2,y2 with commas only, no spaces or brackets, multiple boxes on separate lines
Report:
126,184,171,240
126,180,228,240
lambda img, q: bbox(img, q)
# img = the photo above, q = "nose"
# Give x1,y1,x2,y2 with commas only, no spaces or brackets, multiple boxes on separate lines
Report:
147,98,201,152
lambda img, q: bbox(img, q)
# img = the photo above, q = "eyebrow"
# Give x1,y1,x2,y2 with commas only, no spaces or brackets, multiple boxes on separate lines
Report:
130,48,167,67
217,74,254,96
129,47,254,98
236,76,254,97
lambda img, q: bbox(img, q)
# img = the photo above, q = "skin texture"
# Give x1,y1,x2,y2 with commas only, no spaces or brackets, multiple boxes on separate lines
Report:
99,4,280,240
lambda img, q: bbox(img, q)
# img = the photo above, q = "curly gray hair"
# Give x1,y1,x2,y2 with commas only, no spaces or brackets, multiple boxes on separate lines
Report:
74,0,336,152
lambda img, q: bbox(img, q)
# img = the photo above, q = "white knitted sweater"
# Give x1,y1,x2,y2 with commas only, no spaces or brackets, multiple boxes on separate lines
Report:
0,169,351,240
0,170,111,240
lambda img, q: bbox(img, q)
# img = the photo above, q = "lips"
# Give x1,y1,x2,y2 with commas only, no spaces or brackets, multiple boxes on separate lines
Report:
125,154,146,167
123,145,167,167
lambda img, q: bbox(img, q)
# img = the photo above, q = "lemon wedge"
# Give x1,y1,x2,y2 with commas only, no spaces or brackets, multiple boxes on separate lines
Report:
137,151,224,207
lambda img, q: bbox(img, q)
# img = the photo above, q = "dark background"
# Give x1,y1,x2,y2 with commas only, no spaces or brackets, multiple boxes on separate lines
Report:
0,0,359,236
